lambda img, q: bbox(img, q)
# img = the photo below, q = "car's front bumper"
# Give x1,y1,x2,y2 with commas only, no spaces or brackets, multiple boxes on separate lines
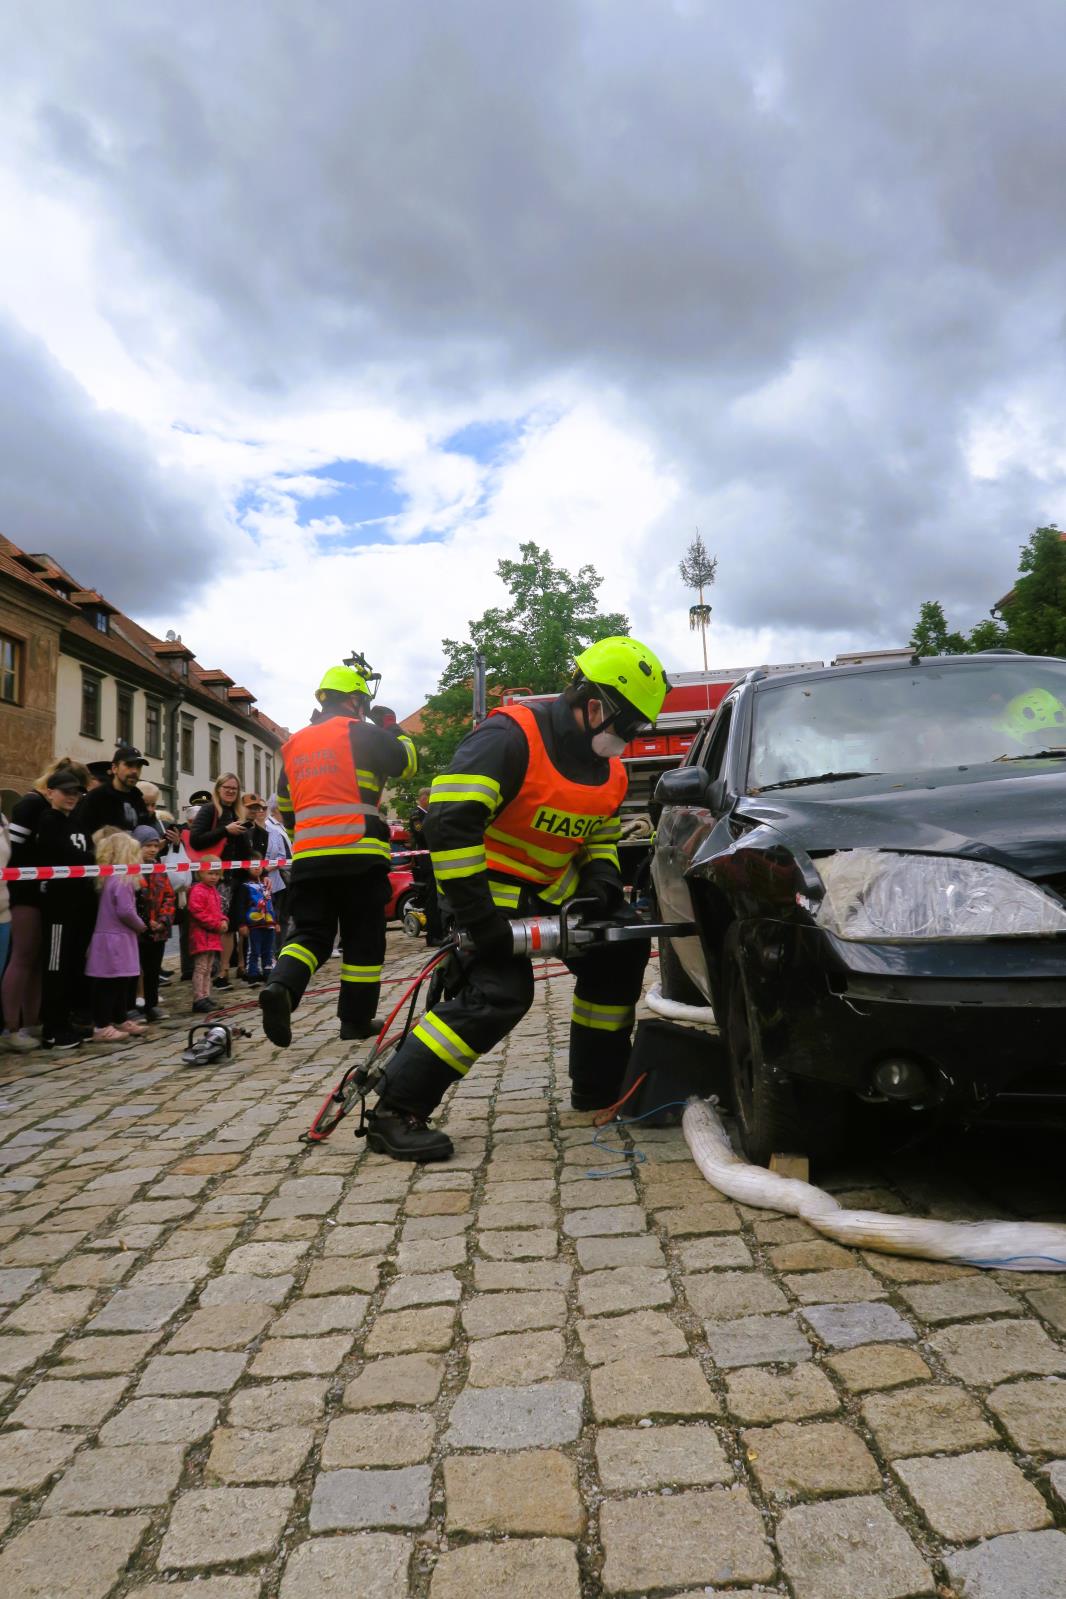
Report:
739,920,1066,1115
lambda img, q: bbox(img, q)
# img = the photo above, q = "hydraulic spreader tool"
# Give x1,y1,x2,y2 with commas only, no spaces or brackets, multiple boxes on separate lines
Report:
453,899,696,958
302,900,697,1144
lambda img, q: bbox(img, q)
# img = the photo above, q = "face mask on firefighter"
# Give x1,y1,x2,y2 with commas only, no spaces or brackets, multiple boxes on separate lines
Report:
586,693,636,758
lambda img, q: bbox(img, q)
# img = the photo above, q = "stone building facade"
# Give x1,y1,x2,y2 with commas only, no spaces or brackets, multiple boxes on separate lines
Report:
0,537,288,815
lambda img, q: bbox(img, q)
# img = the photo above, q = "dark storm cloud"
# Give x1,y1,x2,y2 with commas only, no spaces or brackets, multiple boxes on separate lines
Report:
6,0,1066,639
0,319,225,606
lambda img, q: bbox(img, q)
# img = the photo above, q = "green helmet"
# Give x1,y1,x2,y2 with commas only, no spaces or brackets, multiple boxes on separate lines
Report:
573,636,670,726
316,665,370,704
1000,688,1066,744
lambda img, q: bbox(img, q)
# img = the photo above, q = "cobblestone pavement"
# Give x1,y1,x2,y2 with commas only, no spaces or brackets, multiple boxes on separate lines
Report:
0,933,1064,1598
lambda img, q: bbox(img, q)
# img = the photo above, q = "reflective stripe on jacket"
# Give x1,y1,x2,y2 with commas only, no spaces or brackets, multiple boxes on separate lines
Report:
281,717,389,863
474,703,627,905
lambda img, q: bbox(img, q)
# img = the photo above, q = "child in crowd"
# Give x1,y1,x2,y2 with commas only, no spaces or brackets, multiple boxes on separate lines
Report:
188,861,227,1013
85,830,147,1042
134,825,175,1022
238,863,276,984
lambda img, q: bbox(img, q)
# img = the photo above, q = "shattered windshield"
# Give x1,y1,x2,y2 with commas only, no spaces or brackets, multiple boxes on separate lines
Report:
747,661,1066,791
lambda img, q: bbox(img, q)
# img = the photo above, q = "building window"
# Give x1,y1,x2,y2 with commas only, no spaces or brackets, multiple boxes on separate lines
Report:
0,634,21,704
80,670,102,739
235,738,246,786
94,610,109,634
180,716,195,775
116,684,134,747
209,726,221,780
253,748,261,795
145,698,162,758
264,756,273,797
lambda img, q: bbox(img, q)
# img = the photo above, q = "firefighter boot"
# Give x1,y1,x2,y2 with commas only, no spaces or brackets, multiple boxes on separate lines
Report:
365,1106,454,1162
340,1016,384,1041
258,983,292,1048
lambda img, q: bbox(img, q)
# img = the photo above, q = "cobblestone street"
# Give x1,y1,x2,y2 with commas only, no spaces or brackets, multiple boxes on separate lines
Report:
0,933,1064,1598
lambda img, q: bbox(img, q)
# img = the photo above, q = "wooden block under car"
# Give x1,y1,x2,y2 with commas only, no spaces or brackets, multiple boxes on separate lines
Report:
769,1152,810,1181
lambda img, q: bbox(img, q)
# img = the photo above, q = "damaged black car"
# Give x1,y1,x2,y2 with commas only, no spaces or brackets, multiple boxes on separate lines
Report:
651,651,1066,1164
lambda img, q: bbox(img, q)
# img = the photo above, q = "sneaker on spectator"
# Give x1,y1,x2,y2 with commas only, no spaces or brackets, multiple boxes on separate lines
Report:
144,1007,168,1022
125,1009,143,1022
42,1030,83,1051
1,1031,41,1053
119,1020,148,1035
158,974,172,987
191,997,216,1013
92,1026,125,1043
25,1025,43,1039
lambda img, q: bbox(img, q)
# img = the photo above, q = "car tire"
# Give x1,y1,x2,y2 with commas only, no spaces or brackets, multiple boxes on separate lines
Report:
722,926,844,1167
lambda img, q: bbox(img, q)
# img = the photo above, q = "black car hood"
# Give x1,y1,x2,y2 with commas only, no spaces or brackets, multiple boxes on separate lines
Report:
737,760,1066,880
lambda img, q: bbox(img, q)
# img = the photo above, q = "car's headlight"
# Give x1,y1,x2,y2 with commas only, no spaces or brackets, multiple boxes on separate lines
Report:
814,849,1066,940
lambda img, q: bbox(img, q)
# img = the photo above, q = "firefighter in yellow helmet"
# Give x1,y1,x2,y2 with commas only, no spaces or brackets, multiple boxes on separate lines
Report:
366,637,669,1161
259,666,417,1048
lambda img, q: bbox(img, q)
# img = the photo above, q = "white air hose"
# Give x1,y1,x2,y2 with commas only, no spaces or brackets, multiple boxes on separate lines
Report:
645,981,718,1028
682,1097,1066,1272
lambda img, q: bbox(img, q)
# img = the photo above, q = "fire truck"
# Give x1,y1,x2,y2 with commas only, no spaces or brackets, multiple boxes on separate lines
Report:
504,660,823,882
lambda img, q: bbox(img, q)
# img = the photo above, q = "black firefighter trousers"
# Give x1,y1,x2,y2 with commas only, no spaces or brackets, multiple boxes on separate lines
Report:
269,866,387,1030
378,930,650,1121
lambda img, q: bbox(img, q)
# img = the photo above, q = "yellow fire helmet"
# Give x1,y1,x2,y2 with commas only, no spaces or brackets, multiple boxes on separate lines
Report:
573,636,670,727
316,665,370,704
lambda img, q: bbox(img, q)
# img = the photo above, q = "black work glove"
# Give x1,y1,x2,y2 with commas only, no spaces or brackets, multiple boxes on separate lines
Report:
461,912,515,963
577,873,626,918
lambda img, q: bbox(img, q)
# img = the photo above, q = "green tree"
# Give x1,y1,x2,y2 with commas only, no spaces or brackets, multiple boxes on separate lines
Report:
414,542,629,787
1001,525,1066,656
908,600,1007,656
910,600,968,656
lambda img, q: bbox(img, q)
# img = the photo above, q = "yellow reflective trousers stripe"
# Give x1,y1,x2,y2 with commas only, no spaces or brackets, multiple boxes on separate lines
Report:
571,997,635,1032
412,1012,480,1075
340,964,382,984
280,942,319,974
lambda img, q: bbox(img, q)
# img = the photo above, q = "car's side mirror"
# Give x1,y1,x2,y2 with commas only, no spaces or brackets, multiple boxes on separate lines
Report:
654,766,727,812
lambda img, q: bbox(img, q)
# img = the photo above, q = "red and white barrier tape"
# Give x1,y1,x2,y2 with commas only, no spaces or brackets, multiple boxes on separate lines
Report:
1,850,430,882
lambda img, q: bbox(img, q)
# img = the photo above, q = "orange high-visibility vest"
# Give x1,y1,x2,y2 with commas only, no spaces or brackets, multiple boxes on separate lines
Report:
280,717,388,864
483,703,627,904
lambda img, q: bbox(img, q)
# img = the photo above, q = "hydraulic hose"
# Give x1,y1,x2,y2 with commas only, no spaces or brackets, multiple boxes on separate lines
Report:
682,1096,1066,1273
645,981,717,1028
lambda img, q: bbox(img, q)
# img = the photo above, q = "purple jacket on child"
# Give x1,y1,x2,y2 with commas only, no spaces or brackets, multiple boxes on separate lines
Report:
85,878,145,979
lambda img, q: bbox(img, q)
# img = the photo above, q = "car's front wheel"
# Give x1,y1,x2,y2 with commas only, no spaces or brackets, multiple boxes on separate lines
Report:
722,927,843,1167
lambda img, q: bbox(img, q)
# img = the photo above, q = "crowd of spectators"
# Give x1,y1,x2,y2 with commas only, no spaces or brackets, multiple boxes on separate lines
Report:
0,748,292,1053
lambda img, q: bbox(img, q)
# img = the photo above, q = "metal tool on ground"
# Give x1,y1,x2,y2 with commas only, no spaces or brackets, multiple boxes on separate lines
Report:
181,1023,251,1067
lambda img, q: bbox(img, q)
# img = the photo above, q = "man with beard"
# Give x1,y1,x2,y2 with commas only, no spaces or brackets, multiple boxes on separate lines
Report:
76,747,150,835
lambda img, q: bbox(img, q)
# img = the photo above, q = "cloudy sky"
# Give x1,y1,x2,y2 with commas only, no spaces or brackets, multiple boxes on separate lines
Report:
3,0,1066,729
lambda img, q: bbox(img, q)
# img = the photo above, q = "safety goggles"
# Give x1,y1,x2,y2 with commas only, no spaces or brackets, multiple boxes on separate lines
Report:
592,687,646,742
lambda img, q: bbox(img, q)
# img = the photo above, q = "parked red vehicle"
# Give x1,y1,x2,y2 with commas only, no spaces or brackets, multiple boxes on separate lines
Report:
387,824,420,925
